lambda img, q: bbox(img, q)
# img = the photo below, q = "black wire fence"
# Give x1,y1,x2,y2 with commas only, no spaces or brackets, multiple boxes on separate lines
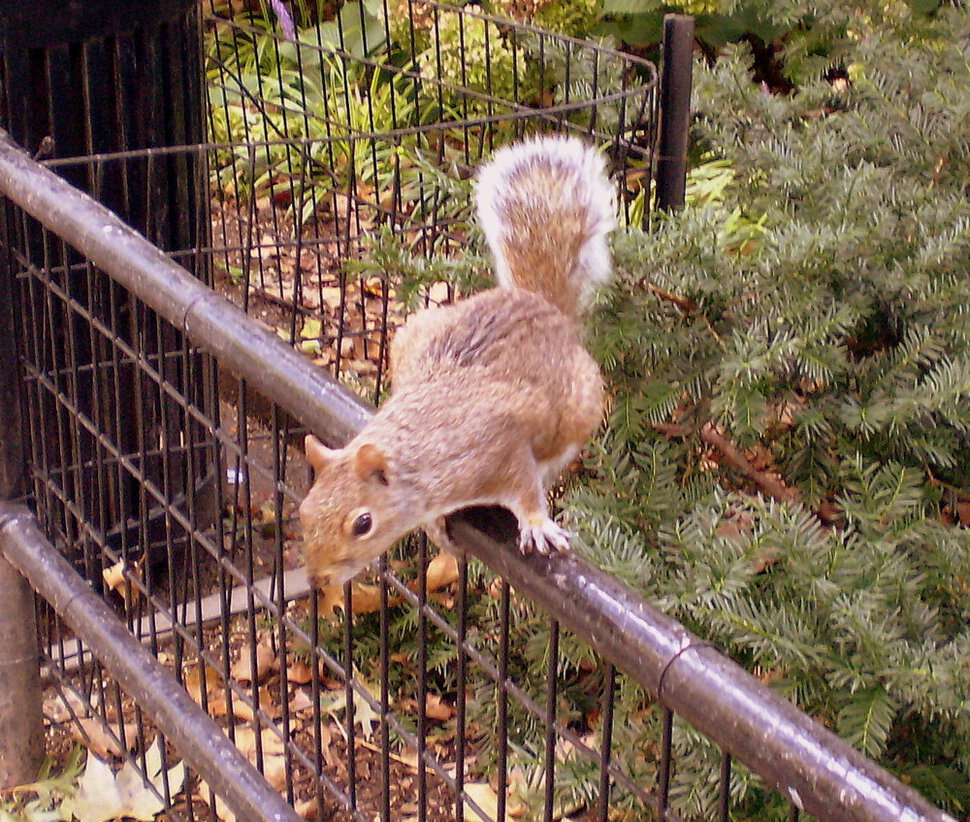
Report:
0,2,956,822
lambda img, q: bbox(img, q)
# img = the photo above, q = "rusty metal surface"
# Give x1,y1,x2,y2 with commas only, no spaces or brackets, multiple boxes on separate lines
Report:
0,548,44,787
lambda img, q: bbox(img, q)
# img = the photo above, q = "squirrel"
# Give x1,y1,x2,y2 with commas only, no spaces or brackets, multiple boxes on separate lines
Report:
299,135,616,589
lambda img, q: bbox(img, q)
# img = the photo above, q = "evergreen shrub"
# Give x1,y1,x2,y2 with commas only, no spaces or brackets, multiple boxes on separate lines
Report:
209,1,970,816
348,6,970,816
560,4,970,816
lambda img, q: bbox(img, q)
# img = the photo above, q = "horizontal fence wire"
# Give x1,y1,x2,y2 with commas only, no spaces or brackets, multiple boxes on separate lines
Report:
0,128,956,822
0,4,958,821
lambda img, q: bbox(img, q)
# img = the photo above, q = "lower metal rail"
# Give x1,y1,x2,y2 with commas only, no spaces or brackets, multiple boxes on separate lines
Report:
0,503,302,822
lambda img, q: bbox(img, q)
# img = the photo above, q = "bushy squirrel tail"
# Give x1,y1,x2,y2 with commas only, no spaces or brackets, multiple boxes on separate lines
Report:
475,136,616,320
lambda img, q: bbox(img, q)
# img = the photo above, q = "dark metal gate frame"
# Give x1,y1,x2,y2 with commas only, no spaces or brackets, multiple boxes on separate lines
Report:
0,127,954,822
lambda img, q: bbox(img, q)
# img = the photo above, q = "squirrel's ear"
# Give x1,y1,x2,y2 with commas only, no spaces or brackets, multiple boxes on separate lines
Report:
354,443,390,486
305,435,337,472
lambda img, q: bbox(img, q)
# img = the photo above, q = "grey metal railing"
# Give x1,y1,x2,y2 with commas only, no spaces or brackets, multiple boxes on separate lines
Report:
0,126,956,822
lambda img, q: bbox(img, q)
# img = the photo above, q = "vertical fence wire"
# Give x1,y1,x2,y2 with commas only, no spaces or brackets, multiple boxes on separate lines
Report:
0,5,773,821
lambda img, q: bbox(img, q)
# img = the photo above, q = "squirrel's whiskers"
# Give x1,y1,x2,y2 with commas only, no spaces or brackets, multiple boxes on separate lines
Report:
299,136,616,589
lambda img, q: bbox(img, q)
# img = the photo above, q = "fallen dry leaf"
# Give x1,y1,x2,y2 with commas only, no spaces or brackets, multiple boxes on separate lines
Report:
406,551,460,597
206,697,229,718
288,688,314,714
424,693,454,721
210,685,275,722
349,582,384,614
231,640,276,683
184,664,222,705
102,559,142,599
102,560,126,593
428,281,450,305
397,748,419,770
463,782,500,822
66,737,184,822
747,444,774,472
232,726,286,759
775,399,802,428
349,582,404,614
44,688,90,723
299,249,318,271
319,722,337,767
818,501,842,525
752,550,780,574
362,276,384,297
72,717,138,759
321,673,381,742
317,581,403,617
261,754,288,791
287,658,316,685
319,286,343,308
294,798,318,819
487,576,508,598
425,552,459,593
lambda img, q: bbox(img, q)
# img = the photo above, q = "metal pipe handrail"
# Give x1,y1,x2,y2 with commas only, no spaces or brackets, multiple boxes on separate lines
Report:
0,130,955,822
0,505,302,822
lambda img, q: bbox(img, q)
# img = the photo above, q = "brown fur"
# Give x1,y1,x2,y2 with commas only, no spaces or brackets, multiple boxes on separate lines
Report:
299,137,613,588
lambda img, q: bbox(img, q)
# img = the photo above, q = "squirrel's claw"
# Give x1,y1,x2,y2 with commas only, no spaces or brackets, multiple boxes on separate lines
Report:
519,517,572,556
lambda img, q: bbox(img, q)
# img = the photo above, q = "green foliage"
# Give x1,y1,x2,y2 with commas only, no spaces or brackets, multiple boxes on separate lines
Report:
336,12,970,803
485,0,605,38
556,5,970,817
206,1,970,817
597,0,946,83
205,2,589,226
0,748,83,822
204,0,641,241
417,11,519,115
206,2,426,216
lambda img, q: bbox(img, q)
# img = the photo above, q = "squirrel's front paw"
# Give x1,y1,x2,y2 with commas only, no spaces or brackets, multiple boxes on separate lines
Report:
519,516,571,556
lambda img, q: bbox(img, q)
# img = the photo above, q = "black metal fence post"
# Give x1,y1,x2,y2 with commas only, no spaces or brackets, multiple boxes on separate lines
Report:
0,211,23,502
0,0,217,572
0,555,44,788
655,14,695,211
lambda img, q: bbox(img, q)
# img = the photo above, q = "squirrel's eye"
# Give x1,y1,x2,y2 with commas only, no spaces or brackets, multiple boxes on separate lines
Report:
350,512,373,538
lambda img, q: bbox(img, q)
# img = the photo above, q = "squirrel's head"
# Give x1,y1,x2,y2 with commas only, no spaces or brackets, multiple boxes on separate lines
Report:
299,434,400,590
